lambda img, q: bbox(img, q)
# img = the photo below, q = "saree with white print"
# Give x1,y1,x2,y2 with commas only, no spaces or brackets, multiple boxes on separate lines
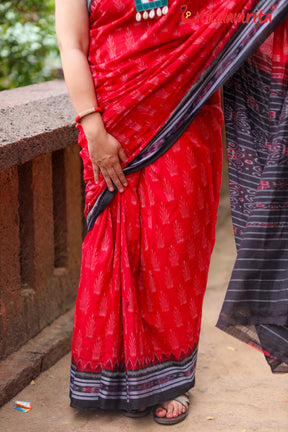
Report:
70,0,288,411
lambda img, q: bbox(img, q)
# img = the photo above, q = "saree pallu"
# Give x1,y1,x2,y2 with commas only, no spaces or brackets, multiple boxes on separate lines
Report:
217,18,288,373
70,0,288,411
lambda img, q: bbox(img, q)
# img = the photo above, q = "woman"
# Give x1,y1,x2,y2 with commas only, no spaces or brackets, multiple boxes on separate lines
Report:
55,0,284,424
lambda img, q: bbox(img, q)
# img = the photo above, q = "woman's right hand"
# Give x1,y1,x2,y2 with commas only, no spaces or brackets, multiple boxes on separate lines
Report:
88,130,128,193
82,114,128,193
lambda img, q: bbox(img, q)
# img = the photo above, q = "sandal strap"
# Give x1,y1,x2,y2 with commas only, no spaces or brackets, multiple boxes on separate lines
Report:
174,394,190,409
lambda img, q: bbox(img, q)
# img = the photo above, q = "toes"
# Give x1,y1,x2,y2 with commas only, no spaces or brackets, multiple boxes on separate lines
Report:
155,407,166,418
166,407,173,418
173,402,180,417
156,399,187,419
170,403,176,418
166,403,174,418
173,401,186,417
168,401,177,418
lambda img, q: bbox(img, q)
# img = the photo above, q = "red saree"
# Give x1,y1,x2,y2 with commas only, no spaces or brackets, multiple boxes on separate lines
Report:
70,0,262,410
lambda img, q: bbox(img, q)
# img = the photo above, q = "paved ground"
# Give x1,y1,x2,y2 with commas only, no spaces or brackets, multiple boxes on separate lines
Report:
0,215,287,432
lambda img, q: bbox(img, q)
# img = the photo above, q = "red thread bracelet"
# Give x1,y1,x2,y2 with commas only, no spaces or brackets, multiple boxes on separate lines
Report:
75,106,103,123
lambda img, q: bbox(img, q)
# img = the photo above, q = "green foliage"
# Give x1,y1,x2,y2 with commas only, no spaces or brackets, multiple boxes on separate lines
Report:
0,0,60,90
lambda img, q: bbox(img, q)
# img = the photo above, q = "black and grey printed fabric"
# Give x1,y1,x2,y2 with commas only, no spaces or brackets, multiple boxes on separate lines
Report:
217,11,288,373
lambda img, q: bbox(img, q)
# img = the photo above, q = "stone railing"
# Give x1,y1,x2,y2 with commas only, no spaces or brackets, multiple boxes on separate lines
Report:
0,81,84,363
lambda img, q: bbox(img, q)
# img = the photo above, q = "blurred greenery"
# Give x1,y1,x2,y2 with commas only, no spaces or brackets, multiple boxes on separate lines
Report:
0,0,60,90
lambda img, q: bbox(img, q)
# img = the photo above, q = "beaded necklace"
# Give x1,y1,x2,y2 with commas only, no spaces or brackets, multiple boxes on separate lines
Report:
134,0,169,21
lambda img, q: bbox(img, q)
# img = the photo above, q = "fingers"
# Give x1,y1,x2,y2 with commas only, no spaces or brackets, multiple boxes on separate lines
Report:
98,164,127,193
88,137,128,192
107,165,127,193
93,164,100,184
118,146,128,162
99,166,115,192
114,163,128,188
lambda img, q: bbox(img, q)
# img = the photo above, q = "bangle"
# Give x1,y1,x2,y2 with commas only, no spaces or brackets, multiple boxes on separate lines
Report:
75,106,103,123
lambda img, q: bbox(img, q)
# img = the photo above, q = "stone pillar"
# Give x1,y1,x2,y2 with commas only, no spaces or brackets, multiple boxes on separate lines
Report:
52,144,82,312
0,167,24,360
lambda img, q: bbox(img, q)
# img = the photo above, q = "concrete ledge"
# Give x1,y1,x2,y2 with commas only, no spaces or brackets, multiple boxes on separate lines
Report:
0,80,78,172
0,308,74,407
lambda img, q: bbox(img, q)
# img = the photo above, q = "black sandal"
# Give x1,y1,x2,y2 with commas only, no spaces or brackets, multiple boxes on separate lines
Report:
122,407,150,418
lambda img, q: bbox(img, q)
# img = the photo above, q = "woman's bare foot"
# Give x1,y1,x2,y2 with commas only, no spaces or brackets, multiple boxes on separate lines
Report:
155,396,187,419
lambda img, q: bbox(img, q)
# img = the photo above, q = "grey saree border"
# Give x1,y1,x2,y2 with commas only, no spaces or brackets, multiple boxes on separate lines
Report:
86,0,288,233
70,348,197,410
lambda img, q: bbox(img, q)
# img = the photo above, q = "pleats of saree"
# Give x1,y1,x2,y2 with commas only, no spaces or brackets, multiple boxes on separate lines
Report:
70,92,223,410
217,20,288,372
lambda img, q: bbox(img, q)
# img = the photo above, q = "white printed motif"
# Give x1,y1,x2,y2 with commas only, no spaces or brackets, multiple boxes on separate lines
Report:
99,295,108,317
125,28,136,50
106,312,117,335
113,0,126,12
159,203,170,225
86,316,96,338
129,335,137,357
174,220,184,243
107,35,116,58
164,266,174,290
92,339,102,360
159,291,170,312
155,226,165,248
163,178,175,202
169,246,179,267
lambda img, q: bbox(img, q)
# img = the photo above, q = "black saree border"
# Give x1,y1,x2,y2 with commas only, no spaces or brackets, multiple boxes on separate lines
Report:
70,348,197,411
86,0,288,233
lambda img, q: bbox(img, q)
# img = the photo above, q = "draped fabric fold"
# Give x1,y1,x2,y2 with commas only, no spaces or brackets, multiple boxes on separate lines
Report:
70,0,288,413
217,14,288,373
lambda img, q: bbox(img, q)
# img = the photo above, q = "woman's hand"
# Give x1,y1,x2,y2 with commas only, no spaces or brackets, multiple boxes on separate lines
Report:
88,130,128,193
83,115,128,193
